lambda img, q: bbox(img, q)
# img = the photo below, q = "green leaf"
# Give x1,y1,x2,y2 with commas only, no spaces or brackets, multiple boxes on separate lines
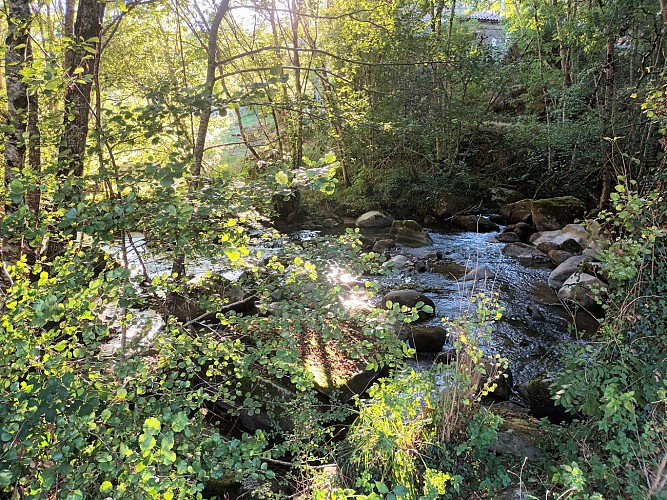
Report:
0,471,14,486
160,435,177,464
375,481,389,494
100,481,113,493
171,412,189,432
143,417,161,433
275,170,289,185
393,485,409,497
139,433,156,454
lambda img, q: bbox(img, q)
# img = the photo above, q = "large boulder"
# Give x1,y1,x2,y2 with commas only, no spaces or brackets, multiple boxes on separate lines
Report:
557,273,607,310
381,254,412,270
547,255,590,290
497,231,520,243
547,249,575,266
451,215,500,233
436,352,513,402
489,404,543,460
517,373,576,423
168,274,247,322
531,197,586,232
389,220,433,247
530,224,592,254
356,210,394,228
500,199,533,224
490,187,526,207
372,238,396,253
383,290,436,321
399,325,448,352
462,266,496,282
502,243,549,261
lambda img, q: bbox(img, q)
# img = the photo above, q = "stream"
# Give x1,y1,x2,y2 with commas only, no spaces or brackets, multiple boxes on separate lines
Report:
359,223,583,385
107,222,586,385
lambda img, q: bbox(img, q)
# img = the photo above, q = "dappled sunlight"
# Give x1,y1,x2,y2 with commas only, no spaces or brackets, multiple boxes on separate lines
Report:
327,264,374,313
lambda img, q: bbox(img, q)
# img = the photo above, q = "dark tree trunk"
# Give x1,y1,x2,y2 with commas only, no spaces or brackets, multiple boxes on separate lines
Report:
599,36,615,210
192,0,230,183
4,0,36,215
170,0,229,281
57,0,106,181
47,0,105,260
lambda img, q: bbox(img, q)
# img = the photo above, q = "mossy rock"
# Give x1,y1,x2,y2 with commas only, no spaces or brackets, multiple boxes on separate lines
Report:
389,220,433,247
531,196,586,231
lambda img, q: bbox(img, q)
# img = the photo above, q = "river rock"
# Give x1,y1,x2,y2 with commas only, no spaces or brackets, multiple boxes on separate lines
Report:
547,249,575,266
502,243,548,261
497,231,520,243
231,378,297,432
389,220,433,247
557,273,607,310
436,352,513,402
372,238,396,253
462,266,496,282
517,373,575,423
451,215,500,233
531,196,586,231
490,187,526,207
322,217,341,228
383,290,436,320
489,404,543,460
547,255,590,290
500,199,533,224
382,254,412,270
356,210,394,228
493,486,533,500
530,224,591,254
399,325,448,352
169,274,246,322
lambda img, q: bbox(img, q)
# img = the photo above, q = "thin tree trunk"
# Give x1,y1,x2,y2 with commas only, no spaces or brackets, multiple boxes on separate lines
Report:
552,0,571,87
598,36,615,210
4,0,33,216
290,0,304,168
192,0,230,182
46,0,105,260
64,0,77,69
170,0,229,282
57,0,106,180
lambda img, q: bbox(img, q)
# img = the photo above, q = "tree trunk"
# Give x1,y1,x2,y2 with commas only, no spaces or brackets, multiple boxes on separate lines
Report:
289,0,304,169
57,0,106,181
4,0,35,216
598,36,615,210
192,0,230,183
170,0,229,282
552,0,572,87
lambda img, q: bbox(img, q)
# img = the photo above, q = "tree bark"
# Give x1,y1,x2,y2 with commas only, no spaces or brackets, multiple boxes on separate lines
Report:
552,0,571,87
171,0,229,281
598,36,615,210
192,0,230,183
4,0,36,215
289,0,304,169
57,0,106,181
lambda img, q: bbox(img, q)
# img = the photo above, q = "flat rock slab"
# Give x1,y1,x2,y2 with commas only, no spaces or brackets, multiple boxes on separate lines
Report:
356,210,394,228
502,243,549,261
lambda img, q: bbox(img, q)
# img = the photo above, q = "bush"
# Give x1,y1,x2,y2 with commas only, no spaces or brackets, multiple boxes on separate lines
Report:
548,176,667,498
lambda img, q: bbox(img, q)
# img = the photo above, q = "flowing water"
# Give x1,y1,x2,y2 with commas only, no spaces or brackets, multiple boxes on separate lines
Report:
364,224,583,384
108,225,585,383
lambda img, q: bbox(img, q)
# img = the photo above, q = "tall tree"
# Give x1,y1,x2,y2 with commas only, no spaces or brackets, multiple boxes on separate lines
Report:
57,0,106,181
4,0,40,216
